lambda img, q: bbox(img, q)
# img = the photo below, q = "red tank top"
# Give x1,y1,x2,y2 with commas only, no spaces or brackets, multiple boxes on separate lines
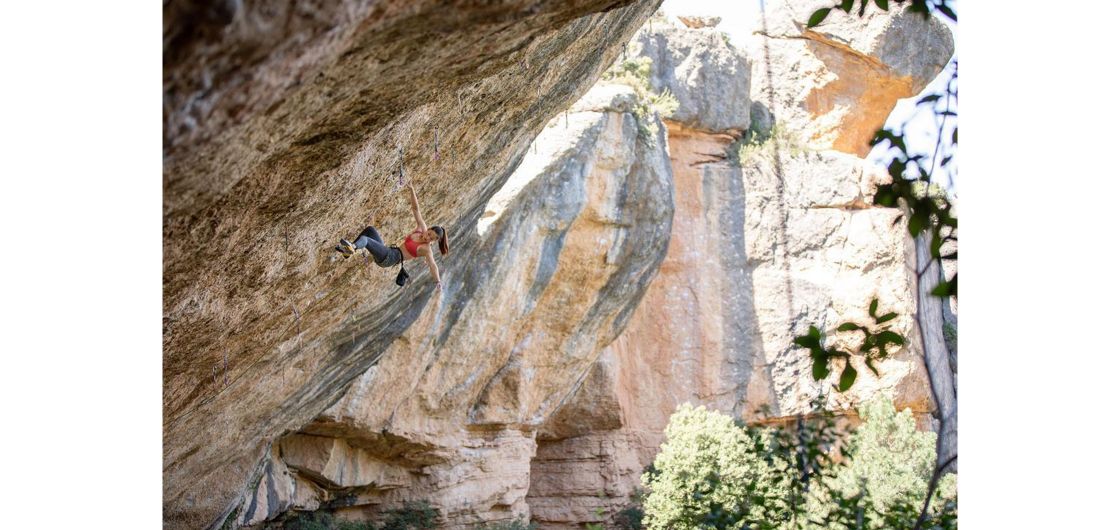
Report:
403,230,423,258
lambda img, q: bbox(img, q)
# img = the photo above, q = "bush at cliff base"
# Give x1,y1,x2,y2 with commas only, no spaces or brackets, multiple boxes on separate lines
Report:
640,397,957,530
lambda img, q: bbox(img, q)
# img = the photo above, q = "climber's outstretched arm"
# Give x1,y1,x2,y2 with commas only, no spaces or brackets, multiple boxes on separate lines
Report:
421,246,442,290
408,182,427,232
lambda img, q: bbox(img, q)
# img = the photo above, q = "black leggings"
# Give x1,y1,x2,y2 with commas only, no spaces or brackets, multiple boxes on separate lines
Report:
353,226,402,267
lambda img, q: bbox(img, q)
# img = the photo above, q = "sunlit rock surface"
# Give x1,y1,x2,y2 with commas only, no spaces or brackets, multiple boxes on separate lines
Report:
520,8,951,527
162,1,661,528
192,81,673,528
748,0,953,155
632,20,752,132
164,1,954,528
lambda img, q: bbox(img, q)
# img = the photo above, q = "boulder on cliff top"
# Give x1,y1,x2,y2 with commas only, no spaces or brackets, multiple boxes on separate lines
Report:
631,22,752,132
747,0,954,155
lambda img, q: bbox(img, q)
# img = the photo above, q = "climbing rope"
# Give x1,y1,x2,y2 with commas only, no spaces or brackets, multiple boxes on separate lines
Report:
396,144,406,190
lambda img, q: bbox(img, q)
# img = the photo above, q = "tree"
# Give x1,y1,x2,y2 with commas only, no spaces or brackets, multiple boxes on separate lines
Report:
792,2,959,528
641,398,956,530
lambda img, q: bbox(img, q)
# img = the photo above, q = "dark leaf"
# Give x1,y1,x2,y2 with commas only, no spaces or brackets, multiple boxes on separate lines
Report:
878,330,906,346
875,312,898,324
858,0,869,16
838,322,860,332
840,0,854,13
864,357,881,377
869,298,879,318
869,129,899,148
908,212,928,237
793,335,819,349
931,275,957,297
813,356,829,380
838,360,857,391
875,186,899,207
952,127,958,144
917,94,941,104
907,1,930,17
892,213,904,225
808,325,822,340
808,7,831,27
940,154,953,167
888,159,906,179
892,134,907,151
936,3,958,21
874,0,889,10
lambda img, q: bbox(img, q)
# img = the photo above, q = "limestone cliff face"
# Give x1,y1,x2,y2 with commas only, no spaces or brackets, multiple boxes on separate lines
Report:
164,1,954,528
523,7,952,528
633,21,751,132
162,1,662,528
239,85,673,528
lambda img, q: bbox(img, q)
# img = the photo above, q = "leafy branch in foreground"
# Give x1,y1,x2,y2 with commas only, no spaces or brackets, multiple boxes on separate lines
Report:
807,0,956,29
794,299,905,392
808,0,959,299
870,58,958,298
794,1,959,528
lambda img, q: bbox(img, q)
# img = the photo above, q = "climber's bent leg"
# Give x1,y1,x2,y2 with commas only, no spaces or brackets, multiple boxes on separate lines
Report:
352,226,398,266
358,226,384,244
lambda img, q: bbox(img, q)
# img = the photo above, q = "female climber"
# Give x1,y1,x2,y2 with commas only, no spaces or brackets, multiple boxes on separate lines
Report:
336,182,449,290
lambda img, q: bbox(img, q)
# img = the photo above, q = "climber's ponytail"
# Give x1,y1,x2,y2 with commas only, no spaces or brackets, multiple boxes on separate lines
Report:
432,225,449,255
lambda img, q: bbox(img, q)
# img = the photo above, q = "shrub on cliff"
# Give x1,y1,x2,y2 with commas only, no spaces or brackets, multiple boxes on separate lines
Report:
600,53,680,145
474,520,537,530
279,502,437,530
641,397,956,529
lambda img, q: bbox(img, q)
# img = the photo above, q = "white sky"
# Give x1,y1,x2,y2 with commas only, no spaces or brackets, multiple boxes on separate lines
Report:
661,0,958,193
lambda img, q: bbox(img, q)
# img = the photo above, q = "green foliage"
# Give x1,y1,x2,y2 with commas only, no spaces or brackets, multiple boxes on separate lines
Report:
282,511,340,530
474,520,538,530
942,319,957,354
807,0,956,28
797,4,958,528
733,121,807,165
613,489,646,530
814,397,956,528
279,502,436,530
614,506,644,530
219,507,241,530
641,403,804,529
640,398,956,530
380,502,437,530
805,2,958,301
793,299,905,390
601,54,680,147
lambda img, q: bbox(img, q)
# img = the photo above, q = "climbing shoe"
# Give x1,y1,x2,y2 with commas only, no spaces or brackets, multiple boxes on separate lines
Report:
337,239,356,257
